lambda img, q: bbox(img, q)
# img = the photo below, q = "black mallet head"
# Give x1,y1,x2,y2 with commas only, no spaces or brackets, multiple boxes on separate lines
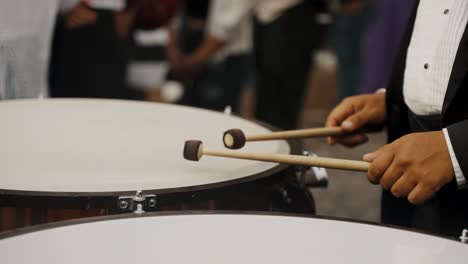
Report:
183,140,203,161
223,129,246,149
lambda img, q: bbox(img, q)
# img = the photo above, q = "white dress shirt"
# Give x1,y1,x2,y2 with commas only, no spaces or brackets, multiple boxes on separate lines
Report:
206,0,303,61
255,0,302,24
403,0,468,187
207,0,254,61
60,0,125,13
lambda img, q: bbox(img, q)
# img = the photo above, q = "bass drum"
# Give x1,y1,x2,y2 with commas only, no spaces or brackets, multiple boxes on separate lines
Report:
0,99,314,231
1,212,467,263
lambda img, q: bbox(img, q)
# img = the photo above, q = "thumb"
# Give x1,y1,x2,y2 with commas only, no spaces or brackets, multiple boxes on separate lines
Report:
341,111,370,132
363,145,386,162
363,151,378,162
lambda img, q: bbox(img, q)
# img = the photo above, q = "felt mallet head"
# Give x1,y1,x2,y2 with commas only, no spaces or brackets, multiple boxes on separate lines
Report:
183,140,203,161
223,129,246,149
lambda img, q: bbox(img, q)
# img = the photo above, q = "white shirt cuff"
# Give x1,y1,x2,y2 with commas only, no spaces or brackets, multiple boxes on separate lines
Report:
375,88,386,94
442,128,467,188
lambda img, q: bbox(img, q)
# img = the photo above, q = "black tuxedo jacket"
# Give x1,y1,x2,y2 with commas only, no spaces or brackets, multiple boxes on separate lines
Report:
383,0,468,236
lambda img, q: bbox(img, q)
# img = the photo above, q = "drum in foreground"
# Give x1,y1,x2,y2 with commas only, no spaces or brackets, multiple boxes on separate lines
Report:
1,213,467,263
0,99,313,230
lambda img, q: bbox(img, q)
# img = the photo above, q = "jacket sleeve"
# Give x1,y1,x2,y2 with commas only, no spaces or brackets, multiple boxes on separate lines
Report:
446,119,468,183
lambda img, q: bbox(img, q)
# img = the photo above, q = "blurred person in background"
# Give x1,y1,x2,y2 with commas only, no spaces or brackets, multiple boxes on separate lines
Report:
360,0,415,93
135,0,181,30
49,0,143,99
166,0,252,113
0,0,59,99
254,0,327,130
166,0,215,109
170,0,326,129
333,0,372,100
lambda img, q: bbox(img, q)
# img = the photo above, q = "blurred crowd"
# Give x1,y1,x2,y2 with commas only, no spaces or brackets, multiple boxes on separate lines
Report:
0,0,414,129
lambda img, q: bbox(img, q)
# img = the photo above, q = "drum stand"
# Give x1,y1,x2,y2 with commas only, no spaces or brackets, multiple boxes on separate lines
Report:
296,150,329,188
268,150,329,215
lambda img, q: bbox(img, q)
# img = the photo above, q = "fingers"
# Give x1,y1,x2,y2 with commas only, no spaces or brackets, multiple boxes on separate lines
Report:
363,145,386,162
407,184,434,205
325,100,354,128
362,131,448,205
367,147,394,185
66,16,81,29
333,133,368,147
342,109,377,133
326,99,360,145
65,2,97,29
325,94,386,147
378,161,404,190
325,99,369,132
76,7,97,22
390,175,416,198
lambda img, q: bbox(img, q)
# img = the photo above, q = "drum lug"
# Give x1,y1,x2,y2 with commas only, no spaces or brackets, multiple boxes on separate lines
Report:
118,190,158,214
296,150,328,188
460,229,468,244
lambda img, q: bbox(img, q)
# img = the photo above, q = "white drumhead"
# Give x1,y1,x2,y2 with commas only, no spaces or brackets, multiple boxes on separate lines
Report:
0,214,466,263
0,99,290,192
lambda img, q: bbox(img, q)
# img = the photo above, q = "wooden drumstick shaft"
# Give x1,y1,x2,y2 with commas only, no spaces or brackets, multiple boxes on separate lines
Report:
203,149,370,172
246,127,345,142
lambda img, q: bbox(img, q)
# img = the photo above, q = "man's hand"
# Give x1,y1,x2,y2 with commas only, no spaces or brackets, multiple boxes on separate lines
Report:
114,0,143,39
326,93,386,147
179,54,204,76
167,47,183,72
179,35,225,76
364,131,454,204
64,0,97,30
166,25,184,74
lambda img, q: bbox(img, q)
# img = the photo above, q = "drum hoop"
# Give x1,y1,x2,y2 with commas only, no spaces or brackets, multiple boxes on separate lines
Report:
0,102,302,202
0,210,462,243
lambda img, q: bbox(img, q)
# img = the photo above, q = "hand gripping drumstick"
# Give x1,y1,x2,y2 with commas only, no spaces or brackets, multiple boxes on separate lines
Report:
184,140,370,172
223,126,382,149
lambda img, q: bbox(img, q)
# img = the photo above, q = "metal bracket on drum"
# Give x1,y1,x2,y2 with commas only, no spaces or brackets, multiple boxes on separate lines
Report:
460,229,468,244
223,105,232,115
118,191,157,214
296,150,329,188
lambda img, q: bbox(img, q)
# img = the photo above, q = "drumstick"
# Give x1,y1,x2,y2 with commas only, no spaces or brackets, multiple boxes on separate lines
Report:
223,127,343,149
223,126,382,149
184,140,370,172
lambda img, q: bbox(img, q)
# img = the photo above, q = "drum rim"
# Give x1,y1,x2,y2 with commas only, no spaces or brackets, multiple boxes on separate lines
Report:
0,99,301,198
0,210,462,243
